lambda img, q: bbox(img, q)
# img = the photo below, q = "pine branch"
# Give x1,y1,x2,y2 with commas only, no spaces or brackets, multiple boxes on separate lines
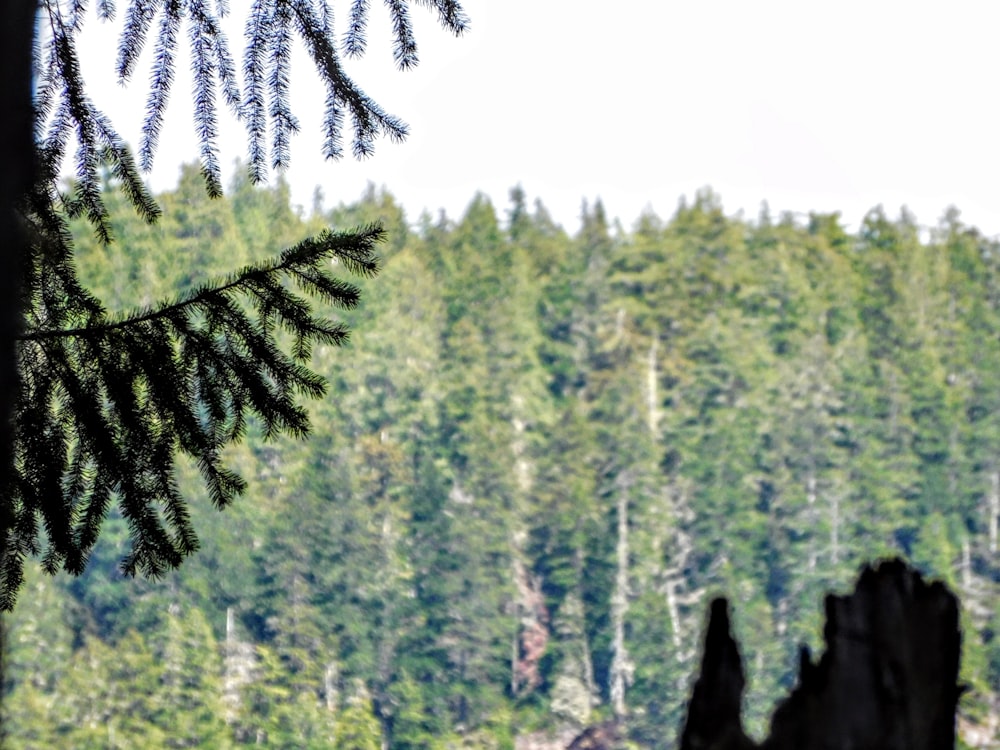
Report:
417,0,469,35
384,0,418,69
44,0,468,191
292,0,409,159
115,0,160,81
344,0,370,57
242,0,272,182
139,0,181,172
268,0,299,171
5,222,384,605
190,0,224,195
19,225,381,342
9,0,468,610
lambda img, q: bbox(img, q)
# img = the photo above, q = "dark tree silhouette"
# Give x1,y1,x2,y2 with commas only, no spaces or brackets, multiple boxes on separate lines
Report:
0,0,38,612
679,560,961,750
0,0,468,609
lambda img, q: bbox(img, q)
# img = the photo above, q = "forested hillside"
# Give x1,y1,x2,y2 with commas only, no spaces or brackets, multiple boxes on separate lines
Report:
3,167,999,748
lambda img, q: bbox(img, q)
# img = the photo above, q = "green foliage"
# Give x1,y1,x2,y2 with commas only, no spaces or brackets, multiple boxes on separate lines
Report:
6,177,1000,748
334,690,383,750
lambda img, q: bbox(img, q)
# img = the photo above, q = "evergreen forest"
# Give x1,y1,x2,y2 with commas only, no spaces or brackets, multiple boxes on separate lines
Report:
3,166,1000,749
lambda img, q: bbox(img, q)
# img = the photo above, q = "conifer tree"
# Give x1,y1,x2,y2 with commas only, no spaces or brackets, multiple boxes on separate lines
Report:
1,0,469,609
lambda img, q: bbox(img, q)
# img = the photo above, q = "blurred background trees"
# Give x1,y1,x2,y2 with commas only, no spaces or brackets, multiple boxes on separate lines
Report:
5,174,998,748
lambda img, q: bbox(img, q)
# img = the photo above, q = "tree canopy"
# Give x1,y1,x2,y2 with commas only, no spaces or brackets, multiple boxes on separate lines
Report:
4,179,999,748
1,0,468,609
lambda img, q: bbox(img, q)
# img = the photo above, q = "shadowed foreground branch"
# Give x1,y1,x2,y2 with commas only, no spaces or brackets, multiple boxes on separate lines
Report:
2,221,384,610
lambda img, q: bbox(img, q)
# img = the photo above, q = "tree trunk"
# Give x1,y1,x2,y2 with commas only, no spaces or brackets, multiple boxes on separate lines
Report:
988,471,998,555
0,0,36,616
0,0,34,459
574,548,598,704
829,490,840,565
609,481,632,719
679,559,961,750
646,336,659,438
0,2,36,698
222,608,257,727
805,471,817,572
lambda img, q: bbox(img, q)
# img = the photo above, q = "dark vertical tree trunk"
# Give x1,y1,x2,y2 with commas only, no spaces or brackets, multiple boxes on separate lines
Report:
0,0,38,705
0,0,35,480
679,560,961,750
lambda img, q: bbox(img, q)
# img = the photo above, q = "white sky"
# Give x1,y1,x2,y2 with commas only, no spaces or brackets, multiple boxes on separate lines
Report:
76,0,1000,236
